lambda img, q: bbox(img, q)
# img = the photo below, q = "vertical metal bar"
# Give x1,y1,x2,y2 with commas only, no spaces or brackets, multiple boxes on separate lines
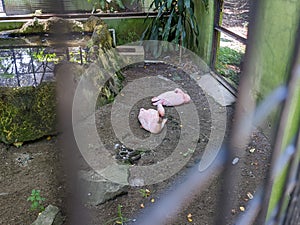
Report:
235,188,263,225
12,49,20,87
257,19,300,225
1,0,6,14
283,135,300,225
214,0,262,224
211,0,222,68
29,48,38,86
66,47,70,61
40,61,46,84
272,137,298,224
80,47,83,65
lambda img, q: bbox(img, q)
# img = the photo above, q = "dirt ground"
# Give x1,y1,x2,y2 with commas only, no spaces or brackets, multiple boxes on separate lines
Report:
0,1,261,224
0,137,66,225
88,63,271,225
220,0,250,52
0,61,271,225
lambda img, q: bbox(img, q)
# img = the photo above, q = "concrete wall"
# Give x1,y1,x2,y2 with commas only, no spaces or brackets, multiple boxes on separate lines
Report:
193,0,215,65
104,18,149,45
0,17,149,45
251,1,300,100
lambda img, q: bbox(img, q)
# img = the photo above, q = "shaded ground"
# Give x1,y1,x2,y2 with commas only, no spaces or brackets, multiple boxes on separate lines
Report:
0,0,264,224
88,63,271,225
222,0,250,38
0,137,66,225
0,62,271,225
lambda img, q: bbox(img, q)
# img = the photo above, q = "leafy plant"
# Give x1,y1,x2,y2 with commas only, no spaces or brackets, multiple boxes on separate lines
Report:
142,0,208,54
104,204,131,225
118,31,140,45
27,189,46,212
88,0,125,12
32,49,60,64
215,46,244,86
139,188,151,198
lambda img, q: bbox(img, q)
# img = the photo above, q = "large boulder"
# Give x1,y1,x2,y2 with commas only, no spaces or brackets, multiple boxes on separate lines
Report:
83,15,105,32
78,170,129,206
0,82,56,144
19,17,84,34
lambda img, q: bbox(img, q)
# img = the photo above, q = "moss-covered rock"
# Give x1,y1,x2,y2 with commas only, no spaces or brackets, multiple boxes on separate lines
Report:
19,17,84,34
84,16,105,32
0,82,56,144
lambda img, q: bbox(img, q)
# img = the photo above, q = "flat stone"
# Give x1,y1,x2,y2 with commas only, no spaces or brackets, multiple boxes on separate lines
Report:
31,205,64,225
78,170,129,206
192,73,236,106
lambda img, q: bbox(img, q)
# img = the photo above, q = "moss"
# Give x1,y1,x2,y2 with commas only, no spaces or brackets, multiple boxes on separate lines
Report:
18,17,84,34
19,18,45,33
0,22,24,32
0,82,56,144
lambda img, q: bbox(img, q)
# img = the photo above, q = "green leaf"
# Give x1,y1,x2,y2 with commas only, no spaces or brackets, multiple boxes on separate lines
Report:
167,0,173,9
100,0,106,10
177,0,184,13
114,0,125,9
154,0,160,9
162,9,174,41
175,16,183,44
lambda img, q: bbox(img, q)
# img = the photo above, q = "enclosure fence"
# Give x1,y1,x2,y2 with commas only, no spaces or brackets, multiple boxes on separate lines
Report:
132,0,300,224
0,0,299,224
0,46,89,87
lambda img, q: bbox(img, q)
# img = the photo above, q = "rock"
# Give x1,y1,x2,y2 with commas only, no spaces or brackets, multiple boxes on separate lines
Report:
43,17,83,34
31,204,64,225
19,17,84,34
19,17,44,33
0,82,57,144
84,16,105,32
232,157,239,165
91,23,112,49
78,170,129,206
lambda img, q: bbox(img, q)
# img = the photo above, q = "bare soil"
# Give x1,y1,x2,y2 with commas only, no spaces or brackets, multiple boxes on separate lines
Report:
0,137,66,225
0,61,271,225
0,1,261,224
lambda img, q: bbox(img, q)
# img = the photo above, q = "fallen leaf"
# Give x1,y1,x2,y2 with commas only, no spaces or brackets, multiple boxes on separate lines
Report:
13,142,23,148
187,213,192,222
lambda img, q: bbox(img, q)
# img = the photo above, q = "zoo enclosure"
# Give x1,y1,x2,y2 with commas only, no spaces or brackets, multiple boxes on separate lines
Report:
134,0,300,224
0,0,299,224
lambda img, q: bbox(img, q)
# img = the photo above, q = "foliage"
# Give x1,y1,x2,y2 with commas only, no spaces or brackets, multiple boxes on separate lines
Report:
104,204,131,225
139,188,151,198
0,57,14,78
32,49,61,64
88,0,125,12
142,0,208,54
118,31,140,45
27,189,46,212
215,46,244,86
